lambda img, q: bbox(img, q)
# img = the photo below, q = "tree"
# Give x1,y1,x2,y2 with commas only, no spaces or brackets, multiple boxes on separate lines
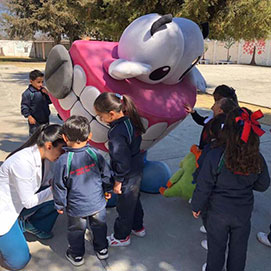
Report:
224,37,235,62
180,0,271,41
242,40,266,65
1,0,89,43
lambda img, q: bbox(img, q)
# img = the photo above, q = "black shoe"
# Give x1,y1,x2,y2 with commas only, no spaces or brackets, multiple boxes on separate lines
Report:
95,248,108,260
65,249,84,266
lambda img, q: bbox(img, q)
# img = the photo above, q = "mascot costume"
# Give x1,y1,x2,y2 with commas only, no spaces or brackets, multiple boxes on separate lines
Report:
45,13,208,203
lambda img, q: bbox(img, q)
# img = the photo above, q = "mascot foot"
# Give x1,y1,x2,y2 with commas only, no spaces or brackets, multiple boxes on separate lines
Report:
141,160,171,194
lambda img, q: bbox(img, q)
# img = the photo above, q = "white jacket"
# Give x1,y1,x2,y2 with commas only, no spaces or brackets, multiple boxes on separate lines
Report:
0,144,53,235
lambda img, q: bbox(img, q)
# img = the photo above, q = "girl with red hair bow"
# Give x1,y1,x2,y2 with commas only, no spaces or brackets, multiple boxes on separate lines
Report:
191,107,270,271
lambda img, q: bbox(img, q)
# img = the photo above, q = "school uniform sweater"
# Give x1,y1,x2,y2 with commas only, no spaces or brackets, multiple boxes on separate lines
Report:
21,85,51,124
192,147,270,222
108,116,144,183
53,145,112,217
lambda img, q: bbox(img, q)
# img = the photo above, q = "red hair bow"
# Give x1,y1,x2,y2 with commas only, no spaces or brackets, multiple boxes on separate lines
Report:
235,109,265,143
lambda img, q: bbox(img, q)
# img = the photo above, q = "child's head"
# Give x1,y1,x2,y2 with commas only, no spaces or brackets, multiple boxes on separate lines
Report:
213,84,238,104
94,92,145,134
29,70,44,90
221,107,265,174
62,115,91,146
211,97,237,117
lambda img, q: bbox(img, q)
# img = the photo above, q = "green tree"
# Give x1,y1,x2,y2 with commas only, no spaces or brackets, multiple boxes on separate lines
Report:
2,0,89,43
180,0,271,41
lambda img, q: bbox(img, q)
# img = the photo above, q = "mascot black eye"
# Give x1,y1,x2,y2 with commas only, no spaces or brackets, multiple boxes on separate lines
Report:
149,66,170,81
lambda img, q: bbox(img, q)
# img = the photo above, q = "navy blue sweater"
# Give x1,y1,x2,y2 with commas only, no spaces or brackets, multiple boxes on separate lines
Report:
108,116,144,183
21,85,51,124
53,145,112,217
192,147,270,221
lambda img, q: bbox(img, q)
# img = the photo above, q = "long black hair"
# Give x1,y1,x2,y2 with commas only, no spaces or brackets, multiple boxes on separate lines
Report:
6,124,64,159
94,92,146,134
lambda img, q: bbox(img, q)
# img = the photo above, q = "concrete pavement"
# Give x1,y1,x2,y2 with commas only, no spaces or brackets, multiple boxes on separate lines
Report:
0,63,270,271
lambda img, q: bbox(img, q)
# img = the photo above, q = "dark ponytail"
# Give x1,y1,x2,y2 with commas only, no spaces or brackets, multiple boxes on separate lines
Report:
94,92,146,134
6,124,63,159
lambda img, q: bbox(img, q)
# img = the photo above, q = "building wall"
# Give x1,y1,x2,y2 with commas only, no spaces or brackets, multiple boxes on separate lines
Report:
0,40,70,59
1,39,271,66
204,39,271,66
0,40,35,57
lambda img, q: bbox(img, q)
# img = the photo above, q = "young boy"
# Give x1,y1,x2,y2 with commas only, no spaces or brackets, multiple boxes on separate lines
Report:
21,70,51,136
52,115,112,266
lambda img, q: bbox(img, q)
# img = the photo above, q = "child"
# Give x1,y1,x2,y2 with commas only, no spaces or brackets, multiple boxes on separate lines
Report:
94,92,146,246
185,84,238,150
21,70,51,136
52,115,112,266
191,107,270,271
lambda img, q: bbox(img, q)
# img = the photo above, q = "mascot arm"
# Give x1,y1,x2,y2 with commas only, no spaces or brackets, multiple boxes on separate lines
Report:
186,67,207,92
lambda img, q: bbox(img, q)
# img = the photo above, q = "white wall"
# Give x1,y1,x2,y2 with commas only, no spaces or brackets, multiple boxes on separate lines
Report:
202,39,271,66
0,40,35,57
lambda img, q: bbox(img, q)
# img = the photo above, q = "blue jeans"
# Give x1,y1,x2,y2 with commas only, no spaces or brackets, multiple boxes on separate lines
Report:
0,220,31,270
0,200,58,270
20,200,58,233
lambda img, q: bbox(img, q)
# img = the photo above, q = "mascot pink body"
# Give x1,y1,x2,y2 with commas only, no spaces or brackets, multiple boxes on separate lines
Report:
45,13,207,193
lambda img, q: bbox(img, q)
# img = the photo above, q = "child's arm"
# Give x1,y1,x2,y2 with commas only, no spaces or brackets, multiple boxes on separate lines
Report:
21,91,36,124
52,158,68,213
191,153,216,213
253,156,270,192
109,133,132,184
41,87,52,105
97,153,114,193
184,104,208,126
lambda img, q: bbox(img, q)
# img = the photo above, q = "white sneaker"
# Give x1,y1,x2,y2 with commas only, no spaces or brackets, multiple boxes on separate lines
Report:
257,232,271,247
202,263,207,271
200,225,207,234
107,233,131,247
201,239,208,250
131,227,146,237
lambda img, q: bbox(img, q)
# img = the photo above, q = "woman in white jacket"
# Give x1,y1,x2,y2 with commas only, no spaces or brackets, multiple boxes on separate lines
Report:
0,124,65,270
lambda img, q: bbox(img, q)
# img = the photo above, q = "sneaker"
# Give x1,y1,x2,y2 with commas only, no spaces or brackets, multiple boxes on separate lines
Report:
131,227,146,237
257,232,271,247
107,233,131,247
200,225,207,234
202,263,207,271
201,239,208,250
24,221,53,240
95,248,108,260
65,249,84,266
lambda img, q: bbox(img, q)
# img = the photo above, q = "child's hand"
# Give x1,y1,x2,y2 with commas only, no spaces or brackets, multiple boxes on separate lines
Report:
28,115,36,124
192,211,201,218
104,192,112,200
40,86,49,95
113,181,122,194
57,209,64,214
184,104,195,114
